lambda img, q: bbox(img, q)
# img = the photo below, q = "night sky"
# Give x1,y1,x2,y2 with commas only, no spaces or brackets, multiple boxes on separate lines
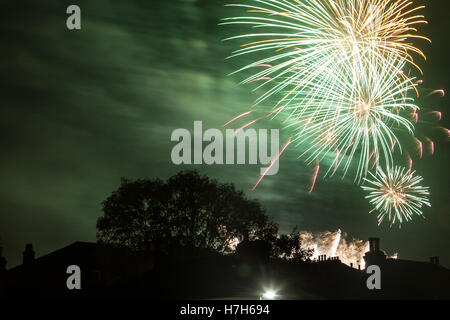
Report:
0,0,449,268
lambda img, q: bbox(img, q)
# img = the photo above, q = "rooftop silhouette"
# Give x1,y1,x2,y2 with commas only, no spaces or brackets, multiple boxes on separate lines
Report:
1,236,449,300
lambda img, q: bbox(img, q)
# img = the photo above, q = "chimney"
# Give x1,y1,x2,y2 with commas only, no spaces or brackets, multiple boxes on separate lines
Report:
364,237,386,268
23,244,35,265
430,256,440,265
0,245,6,272
368,237,380,252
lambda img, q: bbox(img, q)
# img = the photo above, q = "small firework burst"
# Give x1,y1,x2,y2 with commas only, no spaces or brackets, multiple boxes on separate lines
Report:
362,166,431,226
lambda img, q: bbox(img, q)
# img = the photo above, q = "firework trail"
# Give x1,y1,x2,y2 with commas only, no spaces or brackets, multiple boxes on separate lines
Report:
253,138,292,190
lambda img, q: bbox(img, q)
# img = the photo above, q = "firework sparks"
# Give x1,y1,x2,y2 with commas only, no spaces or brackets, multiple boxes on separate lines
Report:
224,0,425,182
390,140,397,153
428,89,445,97
252,138,291,190
224,110,253,127
330,229,342,257
362,166,431,226
424,137,435,155
223,1,444,230
416,138,423,159
223,0,429,94
309,163,320,193
408,157,413,174
289,52,417,181
433,111,442,121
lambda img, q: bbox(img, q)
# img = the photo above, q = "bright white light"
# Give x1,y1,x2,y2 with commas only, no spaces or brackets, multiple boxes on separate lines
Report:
262,290,277,300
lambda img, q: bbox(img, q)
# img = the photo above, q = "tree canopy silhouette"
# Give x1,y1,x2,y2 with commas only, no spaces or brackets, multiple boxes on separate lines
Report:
97,171,279,254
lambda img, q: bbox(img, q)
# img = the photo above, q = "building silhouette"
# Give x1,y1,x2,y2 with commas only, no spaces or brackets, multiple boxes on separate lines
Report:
0,237,449,299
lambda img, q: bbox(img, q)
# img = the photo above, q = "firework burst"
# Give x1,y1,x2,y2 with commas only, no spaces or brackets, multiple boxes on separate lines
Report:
222,0,428,108
362,166,431,226
223,0,431,182
223,1,445,226
286,51,418,181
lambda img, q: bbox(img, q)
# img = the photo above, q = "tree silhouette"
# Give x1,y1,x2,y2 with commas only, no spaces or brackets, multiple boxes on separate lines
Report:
273,228,314,261
97,171,278,253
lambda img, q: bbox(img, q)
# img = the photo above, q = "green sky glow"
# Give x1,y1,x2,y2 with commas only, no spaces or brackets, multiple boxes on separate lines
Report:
0,0,449,267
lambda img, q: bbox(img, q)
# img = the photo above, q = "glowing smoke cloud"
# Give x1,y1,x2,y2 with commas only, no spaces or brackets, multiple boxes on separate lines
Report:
299,229,397,267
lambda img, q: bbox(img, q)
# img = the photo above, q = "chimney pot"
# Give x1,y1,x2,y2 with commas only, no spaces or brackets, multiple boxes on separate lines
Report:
430,256,440,265
23,243,35,265
0,246,6,272
368,237,380,252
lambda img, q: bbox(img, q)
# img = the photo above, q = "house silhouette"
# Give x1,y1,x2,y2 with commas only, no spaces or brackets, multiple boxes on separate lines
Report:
1,238,449,299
